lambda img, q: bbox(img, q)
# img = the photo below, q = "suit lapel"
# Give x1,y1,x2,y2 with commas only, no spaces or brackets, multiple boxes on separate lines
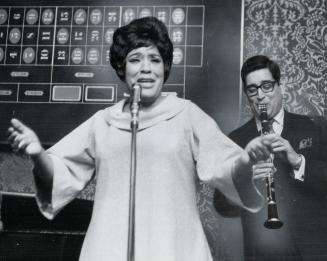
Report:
234,119,259,149
281,110,290,138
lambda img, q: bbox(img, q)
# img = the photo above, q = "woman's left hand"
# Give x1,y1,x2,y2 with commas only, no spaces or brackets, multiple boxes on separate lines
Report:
243,134,276,163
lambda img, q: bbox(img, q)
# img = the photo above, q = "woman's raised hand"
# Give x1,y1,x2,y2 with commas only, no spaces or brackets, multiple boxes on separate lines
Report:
244,134,276,163
7,118,44,156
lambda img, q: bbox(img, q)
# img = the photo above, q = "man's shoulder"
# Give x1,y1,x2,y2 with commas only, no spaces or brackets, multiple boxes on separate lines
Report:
285,111,326,129
229,118,257,147
285,111,310,120
229,118,256,135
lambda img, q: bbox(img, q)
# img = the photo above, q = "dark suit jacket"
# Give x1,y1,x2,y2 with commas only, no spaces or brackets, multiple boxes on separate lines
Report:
214,111,327,261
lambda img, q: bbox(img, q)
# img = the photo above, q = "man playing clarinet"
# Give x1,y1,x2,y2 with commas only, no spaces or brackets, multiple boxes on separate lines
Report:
214,55,327,260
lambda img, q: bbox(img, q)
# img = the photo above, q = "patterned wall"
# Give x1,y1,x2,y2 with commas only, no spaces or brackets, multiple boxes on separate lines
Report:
242,0,327,121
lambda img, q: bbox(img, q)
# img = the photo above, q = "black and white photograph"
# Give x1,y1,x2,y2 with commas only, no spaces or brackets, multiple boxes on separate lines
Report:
0,0,326,260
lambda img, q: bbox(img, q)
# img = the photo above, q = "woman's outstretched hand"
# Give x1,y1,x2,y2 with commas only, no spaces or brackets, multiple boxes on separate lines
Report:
244,134,276,163
7,118,44,156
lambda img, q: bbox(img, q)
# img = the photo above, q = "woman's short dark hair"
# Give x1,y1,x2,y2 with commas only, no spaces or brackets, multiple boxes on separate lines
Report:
241,55,281,89
110,17,173,82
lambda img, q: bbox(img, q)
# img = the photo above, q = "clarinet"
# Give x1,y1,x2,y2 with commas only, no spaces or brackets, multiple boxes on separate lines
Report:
259,104,283,229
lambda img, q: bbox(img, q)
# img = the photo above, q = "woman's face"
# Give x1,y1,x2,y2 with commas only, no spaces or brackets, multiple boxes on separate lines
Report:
125,45,164,106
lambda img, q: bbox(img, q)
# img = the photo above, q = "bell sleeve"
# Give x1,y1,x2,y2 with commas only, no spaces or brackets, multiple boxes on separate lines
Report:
189,102,263,213
36,115,97,219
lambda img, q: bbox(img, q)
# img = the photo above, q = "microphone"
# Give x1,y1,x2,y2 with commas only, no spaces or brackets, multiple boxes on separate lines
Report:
258,104,283,229
130,84,141,128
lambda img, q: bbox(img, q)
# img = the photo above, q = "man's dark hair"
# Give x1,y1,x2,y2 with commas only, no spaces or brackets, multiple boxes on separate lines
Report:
110,16,173,82
241,55,281,90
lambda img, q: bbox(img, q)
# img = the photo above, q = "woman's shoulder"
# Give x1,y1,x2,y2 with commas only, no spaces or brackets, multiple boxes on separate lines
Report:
180,98,212,119
165,94,190,108
166,95,200,112
93,100,126,119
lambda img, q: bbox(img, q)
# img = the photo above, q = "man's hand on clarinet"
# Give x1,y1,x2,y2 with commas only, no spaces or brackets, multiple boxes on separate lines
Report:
252,161,276,180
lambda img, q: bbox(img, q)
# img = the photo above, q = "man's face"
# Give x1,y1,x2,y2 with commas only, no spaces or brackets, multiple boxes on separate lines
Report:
245,68,283,119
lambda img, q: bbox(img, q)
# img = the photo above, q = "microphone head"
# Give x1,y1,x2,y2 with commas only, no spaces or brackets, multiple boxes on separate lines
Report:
131,84,141,104
130,84,142,127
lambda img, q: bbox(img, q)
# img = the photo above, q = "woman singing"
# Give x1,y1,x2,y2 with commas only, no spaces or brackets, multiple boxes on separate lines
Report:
7,17,275,261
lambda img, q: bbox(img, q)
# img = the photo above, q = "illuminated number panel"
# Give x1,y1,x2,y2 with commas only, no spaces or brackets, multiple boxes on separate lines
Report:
0,5,204,144
0,5,204,104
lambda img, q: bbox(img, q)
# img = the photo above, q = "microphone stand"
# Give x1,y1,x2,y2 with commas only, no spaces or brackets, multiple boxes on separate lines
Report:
127,85,141,261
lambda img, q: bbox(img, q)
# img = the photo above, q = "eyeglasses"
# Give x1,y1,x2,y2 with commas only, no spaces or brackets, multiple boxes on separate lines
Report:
245,81,276,97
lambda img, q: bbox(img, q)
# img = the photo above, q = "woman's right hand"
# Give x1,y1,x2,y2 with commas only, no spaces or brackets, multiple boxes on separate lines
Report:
7,118,44,156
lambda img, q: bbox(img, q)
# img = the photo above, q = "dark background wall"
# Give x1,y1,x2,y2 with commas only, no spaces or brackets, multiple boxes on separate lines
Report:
0,0,243,198
0,0,242,143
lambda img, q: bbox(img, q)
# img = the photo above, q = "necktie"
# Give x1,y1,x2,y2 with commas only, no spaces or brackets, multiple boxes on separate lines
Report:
261,119,275,134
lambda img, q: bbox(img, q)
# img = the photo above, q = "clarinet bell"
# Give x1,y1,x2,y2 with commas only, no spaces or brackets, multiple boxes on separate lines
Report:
264,202,283,229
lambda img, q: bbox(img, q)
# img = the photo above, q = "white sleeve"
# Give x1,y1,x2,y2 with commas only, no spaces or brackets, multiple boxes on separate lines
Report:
189,102,263,213
36,115,96,219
